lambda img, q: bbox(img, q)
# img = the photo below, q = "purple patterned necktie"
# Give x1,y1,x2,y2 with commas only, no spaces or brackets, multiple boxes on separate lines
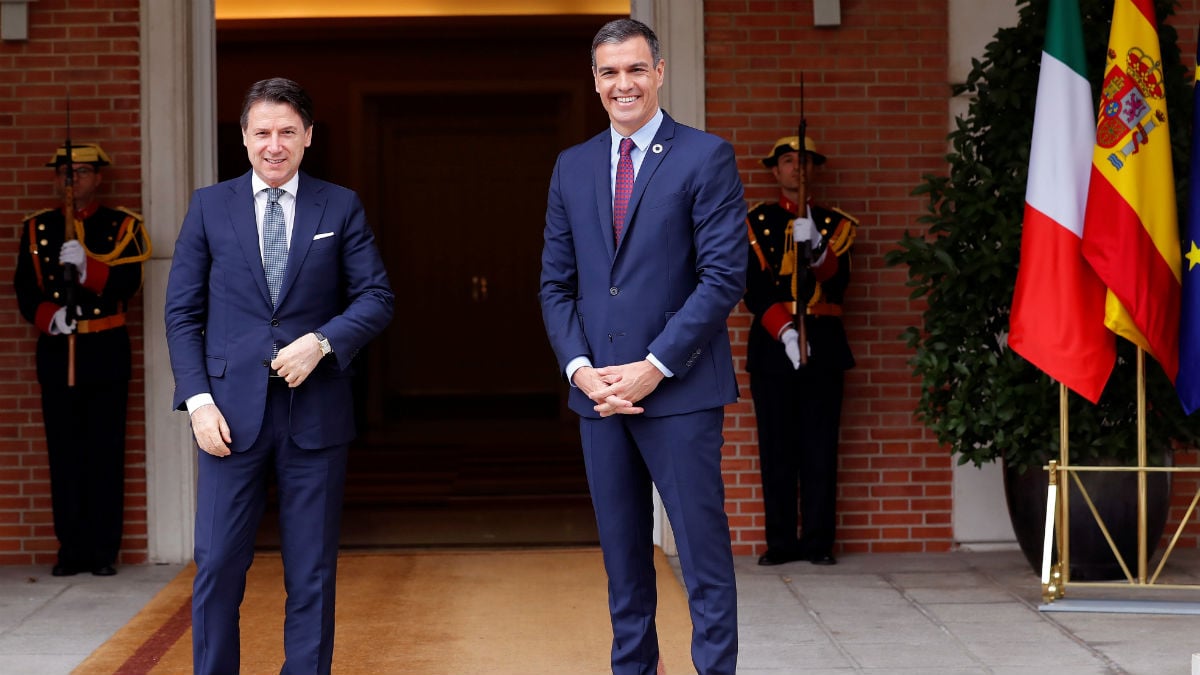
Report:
613,137,635,244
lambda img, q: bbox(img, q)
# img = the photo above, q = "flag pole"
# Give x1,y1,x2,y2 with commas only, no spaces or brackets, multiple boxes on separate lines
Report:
1136,347,1147,584
1059,382,1070,586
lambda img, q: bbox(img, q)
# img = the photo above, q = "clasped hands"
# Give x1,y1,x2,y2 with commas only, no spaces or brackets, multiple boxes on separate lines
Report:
573,360,664,417
189,332,326,457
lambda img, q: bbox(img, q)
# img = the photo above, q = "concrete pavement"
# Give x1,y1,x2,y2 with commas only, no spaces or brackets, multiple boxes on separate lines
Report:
2,548,1200,674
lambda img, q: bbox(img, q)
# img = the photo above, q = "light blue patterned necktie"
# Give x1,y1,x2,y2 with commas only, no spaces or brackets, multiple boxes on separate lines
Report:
262,187,288,307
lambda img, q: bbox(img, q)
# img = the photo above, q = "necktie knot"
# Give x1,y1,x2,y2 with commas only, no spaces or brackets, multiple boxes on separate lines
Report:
266,187,283,204
618,137,634,157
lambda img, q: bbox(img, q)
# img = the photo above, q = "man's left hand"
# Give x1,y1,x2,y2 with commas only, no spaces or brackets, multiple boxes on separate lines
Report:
271,333,326,388
589,360,665,416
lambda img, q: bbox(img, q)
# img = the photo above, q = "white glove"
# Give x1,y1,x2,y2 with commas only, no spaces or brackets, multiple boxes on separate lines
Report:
50,306,76,335
792,217,821,246
781,327,801,370
59,240,87,284
792,217,827,266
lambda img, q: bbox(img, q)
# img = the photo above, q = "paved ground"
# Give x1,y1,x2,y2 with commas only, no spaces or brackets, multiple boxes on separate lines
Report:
2,548,1200,674
0,561,182,675
723,548,1200,674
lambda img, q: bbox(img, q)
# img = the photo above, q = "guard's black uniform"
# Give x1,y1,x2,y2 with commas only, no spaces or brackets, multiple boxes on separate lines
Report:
13,202,149,573
744,195,856,561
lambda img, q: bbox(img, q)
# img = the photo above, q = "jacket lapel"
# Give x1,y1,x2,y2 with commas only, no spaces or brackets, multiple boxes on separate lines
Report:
276,172,326,309
592,134,616,261
619,113,676,251
229,172,273,308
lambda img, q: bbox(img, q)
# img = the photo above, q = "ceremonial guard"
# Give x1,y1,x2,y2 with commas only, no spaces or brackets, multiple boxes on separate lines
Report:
13,142,151,576
744,135,856,566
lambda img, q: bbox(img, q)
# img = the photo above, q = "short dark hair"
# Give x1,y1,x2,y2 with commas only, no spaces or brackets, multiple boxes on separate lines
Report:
590,18,662,70
239,77,314,130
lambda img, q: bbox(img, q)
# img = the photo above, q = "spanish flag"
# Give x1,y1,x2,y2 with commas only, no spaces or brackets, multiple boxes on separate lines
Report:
1010,0,1115,403
1081,0,1181,382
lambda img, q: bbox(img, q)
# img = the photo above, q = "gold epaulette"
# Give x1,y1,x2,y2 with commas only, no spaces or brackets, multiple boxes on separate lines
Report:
114,206,144,222
85,206,152,266
23,207,54,222
826,207,857,257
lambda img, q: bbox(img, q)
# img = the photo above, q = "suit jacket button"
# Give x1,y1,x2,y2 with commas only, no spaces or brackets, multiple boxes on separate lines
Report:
271,319,280,326
609,287,619,296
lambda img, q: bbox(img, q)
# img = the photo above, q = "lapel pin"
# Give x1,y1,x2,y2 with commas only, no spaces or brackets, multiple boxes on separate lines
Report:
652,143,663,154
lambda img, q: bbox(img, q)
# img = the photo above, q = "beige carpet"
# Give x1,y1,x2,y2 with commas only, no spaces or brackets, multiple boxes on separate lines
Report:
72,547,696,675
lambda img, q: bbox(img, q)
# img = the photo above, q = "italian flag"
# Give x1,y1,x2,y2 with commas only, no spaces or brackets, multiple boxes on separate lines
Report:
1009,0,1115,403
1080,0,1181,383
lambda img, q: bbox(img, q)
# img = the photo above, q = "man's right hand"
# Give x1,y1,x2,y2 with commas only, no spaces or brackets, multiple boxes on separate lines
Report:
59,240,87,283
792,217,826,264
571,366,607,399
190,404,232,457
781,327,801,370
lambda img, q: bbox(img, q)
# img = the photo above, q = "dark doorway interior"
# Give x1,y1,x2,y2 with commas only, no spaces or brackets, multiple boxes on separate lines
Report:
216,15,618,548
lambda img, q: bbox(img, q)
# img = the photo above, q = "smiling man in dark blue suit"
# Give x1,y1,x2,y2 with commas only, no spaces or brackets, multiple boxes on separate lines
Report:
165,78,393,675
539,19,746,675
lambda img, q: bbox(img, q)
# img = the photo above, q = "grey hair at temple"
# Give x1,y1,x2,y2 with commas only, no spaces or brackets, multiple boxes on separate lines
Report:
590,18,662,70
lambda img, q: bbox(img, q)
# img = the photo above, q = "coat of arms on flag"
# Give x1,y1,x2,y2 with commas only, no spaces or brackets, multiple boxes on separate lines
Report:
1097,47,1166,168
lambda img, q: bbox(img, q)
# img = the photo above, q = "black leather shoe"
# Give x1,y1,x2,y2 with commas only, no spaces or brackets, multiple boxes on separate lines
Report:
810,552,837,566
757,549,804,566
51,563,80,577
91,565,117,576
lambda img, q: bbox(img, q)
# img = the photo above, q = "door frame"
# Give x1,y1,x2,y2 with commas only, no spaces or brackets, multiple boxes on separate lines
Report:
142,0,703,563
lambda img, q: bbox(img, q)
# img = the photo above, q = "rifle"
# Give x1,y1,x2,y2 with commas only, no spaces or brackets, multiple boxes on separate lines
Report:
793,74,810,367
60,98,79,387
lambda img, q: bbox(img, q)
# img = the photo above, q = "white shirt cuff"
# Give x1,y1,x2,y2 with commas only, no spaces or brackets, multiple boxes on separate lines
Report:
185,393,215,415
565,356,592,387
646,353,673,378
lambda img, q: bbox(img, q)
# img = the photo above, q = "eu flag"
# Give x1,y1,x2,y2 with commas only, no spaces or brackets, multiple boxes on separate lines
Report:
1177,35,1200,414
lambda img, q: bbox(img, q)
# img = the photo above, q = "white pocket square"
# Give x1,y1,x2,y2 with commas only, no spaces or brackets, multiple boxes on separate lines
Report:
313,232,334,240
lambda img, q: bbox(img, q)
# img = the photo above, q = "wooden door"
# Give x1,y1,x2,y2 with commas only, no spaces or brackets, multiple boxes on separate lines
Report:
365,90,572,422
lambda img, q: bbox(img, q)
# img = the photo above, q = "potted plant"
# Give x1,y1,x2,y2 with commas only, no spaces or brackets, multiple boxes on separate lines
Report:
884,0,1199,578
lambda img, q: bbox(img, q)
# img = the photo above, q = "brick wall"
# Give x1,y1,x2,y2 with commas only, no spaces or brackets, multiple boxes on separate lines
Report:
0,1,1197,566
706,0,953,556
707,0,1200,557
0,0,145,566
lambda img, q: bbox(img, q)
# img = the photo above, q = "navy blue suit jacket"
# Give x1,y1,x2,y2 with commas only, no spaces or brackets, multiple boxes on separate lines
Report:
165,171,393,452
539,112,746,418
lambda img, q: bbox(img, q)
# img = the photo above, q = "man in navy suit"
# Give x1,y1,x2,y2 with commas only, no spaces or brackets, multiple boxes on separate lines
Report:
165,78,393,675
539,19,745,675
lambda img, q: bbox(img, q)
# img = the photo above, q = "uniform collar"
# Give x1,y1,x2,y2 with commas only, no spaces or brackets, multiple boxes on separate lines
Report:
778,194,800,215
75,200,99,220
